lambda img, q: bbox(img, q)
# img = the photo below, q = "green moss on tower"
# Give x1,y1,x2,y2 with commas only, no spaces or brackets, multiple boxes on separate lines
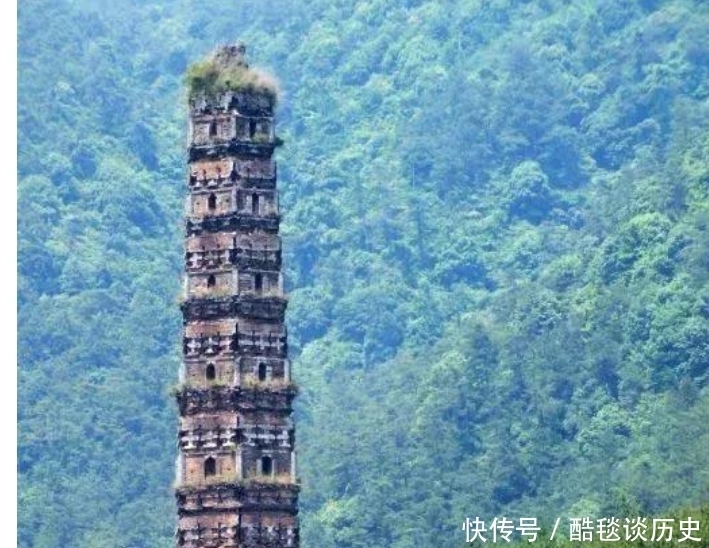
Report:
185,42,280,101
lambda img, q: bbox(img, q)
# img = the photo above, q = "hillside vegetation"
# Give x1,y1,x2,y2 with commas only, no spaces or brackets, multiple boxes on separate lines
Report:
18,0,709,547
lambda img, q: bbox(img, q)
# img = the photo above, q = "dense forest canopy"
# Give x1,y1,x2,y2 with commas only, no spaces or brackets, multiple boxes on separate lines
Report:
18,0,709,547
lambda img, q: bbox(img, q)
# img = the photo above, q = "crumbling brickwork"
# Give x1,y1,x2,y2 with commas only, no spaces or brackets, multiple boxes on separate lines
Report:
176,44,298,548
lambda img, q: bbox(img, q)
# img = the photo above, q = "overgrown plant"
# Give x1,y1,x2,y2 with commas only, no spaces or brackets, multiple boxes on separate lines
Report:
185,44,280,102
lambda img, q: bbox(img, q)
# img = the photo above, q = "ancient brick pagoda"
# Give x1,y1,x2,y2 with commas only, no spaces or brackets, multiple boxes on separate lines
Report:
175,43,298,548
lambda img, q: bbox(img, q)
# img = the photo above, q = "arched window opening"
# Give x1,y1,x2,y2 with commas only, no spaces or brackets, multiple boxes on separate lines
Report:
208,193,217,211
206,363,216,381
261,456,273,476
204,457,216,477
251,194,260,215
254,273,263,293
258,362,267,382
207,274,216,288
249,119,256,138
209,120,218,137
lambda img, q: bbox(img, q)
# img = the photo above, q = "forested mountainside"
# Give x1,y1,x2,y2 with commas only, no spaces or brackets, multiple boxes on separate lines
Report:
18,0,709,547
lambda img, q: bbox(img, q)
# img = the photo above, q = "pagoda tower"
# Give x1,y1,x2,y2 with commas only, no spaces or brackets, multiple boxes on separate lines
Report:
175,43,298,548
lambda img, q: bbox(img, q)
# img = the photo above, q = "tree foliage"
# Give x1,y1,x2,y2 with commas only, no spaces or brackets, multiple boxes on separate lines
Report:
18,0,709,547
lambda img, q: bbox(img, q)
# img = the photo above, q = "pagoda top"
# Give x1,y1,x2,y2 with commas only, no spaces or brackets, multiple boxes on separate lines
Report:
185,42,280,105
